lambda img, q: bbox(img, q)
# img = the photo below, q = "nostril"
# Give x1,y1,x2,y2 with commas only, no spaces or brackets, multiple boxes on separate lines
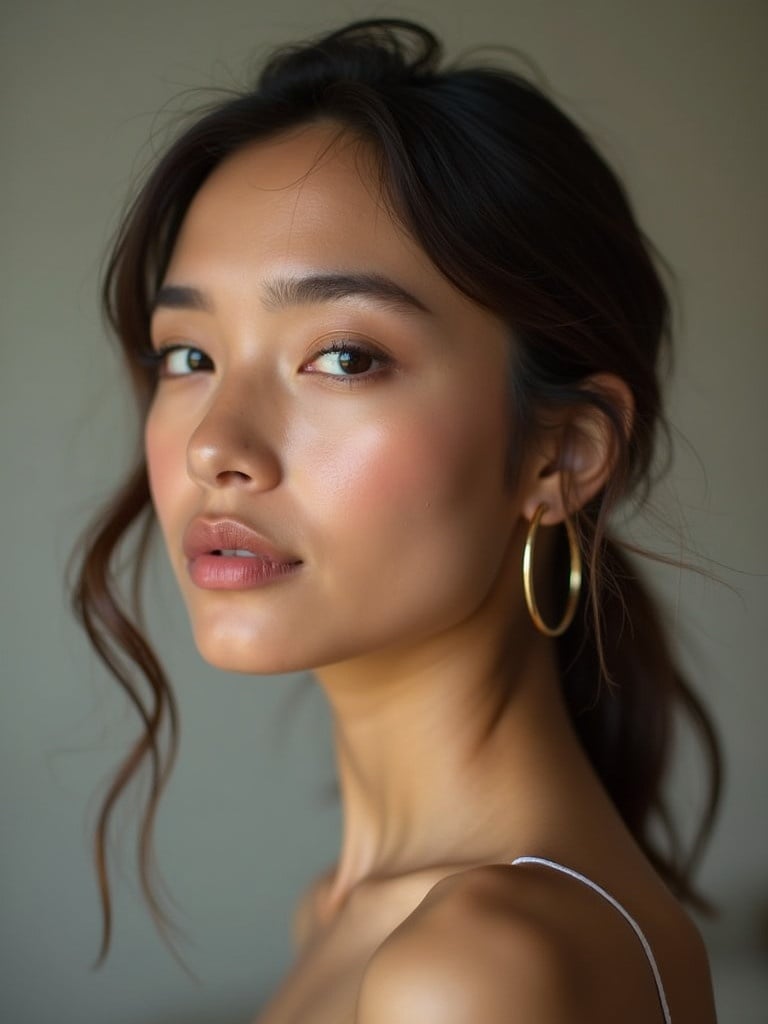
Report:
215,469,253,485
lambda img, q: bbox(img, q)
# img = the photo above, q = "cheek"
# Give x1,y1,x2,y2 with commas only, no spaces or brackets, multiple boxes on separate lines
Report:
144,406,187,532
338,421,469,517
302,389,514,603
344,385,509,521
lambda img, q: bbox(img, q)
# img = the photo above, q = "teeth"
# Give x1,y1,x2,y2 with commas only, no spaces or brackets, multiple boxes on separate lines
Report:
215,549,259,558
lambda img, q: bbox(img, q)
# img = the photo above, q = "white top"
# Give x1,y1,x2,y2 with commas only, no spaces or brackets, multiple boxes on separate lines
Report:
511,856,672,1024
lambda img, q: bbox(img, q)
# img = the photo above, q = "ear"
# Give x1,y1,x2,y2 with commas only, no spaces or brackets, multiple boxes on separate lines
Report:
520,374,634,527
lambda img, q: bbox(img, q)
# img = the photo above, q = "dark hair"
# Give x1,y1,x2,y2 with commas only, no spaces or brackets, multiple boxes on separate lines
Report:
71,18,722,966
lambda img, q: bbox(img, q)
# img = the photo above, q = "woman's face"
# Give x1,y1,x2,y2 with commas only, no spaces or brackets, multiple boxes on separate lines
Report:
145,123,525,674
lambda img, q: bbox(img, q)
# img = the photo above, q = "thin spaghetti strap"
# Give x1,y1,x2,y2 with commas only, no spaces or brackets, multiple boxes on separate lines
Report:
511,856,672,1024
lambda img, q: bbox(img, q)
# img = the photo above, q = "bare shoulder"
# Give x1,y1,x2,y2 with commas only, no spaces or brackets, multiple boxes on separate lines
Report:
355,862,717,1024
356,865,582,1024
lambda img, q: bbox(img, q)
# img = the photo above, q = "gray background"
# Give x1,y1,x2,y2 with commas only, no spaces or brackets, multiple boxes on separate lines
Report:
2,1,766,1021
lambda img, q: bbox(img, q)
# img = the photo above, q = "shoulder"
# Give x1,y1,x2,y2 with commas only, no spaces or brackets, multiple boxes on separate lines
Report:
355,864,591,1024
355,859,707,1024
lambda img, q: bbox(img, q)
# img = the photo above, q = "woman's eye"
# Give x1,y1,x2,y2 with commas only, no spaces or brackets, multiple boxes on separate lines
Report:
151,345,214,377
307,342,390,379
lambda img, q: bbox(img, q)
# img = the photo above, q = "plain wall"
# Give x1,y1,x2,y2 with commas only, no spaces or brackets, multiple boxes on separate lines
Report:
2,1,766,1021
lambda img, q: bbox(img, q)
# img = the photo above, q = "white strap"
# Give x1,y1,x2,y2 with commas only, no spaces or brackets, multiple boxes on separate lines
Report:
511,856,672,1024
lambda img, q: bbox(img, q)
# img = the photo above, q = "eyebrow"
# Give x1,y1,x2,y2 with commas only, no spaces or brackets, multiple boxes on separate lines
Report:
152,284,213,314
151,272,432,317
262,272,431,315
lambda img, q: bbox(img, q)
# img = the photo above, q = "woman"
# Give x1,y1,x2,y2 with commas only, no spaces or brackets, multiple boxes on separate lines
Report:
72,18,721,1022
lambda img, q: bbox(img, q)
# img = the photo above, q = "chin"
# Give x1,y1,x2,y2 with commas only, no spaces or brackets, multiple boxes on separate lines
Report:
196,643,307,676
189,618,308,675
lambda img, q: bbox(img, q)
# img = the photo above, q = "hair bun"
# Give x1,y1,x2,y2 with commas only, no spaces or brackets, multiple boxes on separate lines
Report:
259,18,440,97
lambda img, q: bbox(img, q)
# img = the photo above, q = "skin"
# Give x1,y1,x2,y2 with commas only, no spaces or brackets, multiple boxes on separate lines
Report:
144,122,717,1023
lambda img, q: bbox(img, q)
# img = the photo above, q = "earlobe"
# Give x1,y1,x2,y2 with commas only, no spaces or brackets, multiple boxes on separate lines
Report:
521,373,634,526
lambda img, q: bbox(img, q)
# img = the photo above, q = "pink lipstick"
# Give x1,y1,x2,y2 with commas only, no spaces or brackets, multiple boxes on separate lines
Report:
183,517,302,591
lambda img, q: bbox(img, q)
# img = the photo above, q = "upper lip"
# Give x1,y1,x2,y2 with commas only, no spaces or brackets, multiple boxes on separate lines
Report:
183,516,302,563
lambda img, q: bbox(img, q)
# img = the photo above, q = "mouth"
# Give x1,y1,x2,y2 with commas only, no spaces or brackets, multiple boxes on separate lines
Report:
183,517,302,565
183,518,303,590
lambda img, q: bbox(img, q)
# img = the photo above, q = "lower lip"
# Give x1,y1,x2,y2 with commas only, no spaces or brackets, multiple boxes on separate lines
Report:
187,554,303,590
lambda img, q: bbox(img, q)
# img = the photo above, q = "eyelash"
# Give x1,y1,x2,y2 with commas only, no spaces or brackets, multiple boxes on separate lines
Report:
305,340,392,384
138,344,213,378
138,339,392,384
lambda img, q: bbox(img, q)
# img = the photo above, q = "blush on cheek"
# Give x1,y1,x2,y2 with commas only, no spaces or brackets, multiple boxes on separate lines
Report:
315,418,444,519
314,405,503,552
317,411,510,650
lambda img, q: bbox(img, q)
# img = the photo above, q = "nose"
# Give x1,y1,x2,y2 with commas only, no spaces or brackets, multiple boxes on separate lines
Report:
186,388,282,492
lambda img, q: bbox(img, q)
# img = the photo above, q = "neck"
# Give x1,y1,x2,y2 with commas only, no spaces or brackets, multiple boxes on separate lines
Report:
313,596,598,912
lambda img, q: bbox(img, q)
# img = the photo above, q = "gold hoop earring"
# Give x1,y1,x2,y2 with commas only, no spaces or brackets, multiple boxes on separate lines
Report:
522,503,582,637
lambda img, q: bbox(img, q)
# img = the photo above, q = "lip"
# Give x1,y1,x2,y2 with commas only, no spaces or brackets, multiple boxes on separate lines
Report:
182,516,303,590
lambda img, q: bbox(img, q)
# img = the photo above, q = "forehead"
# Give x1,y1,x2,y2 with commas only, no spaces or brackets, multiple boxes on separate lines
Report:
167,122,420,274
164,122,499,328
